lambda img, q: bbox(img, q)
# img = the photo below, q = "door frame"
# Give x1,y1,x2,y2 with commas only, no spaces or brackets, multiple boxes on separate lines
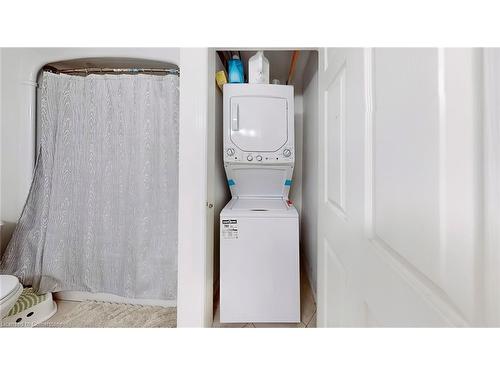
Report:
482,49,500,326
177,48,214,327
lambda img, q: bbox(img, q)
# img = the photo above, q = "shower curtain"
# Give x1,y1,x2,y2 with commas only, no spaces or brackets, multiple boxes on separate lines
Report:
0,72,179,301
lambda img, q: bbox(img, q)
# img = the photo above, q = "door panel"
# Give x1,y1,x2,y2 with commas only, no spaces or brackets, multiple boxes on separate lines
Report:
325,65,346,216
324,239,346,327
317,48,483,327
373,49,441,284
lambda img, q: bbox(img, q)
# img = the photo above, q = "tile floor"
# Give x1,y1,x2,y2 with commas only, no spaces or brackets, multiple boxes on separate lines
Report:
212,267,317,328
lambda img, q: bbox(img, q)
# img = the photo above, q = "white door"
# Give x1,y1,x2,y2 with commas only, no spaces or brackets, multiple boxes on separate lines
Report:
317,48,484,327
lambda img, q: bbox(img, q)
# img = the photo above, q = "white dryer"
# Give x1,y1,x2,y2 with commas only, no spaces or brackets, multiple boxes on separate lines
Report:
220,84,300,323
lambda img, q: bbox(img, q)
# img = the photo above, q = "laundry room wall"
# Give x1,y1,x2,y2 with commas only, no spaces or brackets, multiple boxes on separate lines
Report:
301,51,319,296
213,54,231,292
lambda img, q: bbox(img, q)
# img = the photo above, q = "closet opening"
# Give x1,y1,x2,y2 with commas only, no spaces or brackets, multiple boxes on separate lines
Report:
210,49,319,327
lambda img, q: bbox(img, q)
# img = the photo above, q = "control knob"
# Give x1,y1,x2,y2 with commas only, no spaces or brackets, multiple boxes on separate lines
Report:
256,155,262,162
283,148,292,157
226,148,235,156
247,155,253,161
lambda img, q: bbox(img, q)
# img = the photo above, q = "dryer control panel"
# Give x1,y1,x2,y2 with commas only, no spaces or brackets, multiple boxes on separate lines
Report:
223,146,295,164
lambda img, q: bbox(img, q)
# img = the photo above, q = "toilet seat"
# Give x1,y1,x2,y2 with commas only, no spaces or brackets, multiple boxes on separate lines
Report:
0,275,23,319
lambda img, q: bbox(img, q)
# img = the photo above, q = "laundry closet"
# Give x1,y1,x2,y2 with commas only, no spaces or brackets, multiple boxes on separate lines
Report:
210,49,320,324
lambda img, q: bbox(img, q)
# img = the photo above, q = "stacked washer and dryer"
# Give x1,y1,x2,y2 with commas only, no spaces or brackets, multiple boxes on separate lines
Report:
220,83,300,323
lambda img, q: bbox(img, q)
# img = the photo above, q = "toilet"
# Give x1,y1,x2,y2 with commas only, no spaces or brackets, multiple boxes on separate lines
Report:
0,274,57,326
0,274,23,319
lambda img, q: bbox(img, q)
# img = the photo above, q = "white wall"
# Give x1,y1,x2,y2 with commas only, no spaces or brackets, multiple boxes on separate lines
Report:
0,48,7,252
301,52,319,296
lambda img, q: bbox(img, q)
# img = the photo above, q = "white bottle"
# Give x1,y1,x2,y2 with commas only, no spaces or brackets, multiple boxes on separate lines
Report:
248,51,270,84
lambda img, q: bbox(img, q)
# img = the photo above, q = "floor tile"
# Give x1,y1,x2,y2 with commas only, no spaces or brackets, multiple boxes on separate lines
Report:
300,269,316,326
253,322,305,328
211,303,247,328
306,312,316,328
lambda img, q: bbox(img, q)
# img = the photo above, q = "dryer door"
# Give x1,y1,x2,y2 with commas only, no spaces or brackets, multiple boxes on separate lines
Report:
230,96,288,152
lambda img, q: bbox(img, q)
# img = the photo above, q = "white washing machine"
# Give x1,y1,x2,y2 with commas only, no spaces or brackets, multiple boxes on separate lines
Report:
220,84,300,323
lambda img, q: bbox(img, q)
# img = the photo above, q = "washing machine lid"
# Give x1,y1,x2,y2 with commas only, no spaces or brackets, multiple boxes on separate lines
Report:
225,164,294,199
0,275,20,301
221,198,298,218
230,197,290,211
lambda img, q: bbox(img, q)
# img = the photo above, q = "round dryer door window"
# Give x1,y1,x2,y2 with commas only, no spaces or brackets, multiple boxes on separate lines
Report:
229,96,288,152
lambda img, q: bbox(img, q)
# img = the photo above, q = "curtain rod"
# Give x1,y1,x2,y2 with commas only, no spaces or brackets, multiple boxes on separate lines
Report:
44,67,179,76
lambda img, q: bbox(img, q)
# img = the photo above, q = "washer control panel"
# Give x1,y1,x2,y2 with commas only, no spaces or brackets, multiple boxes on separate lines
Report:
224,147,294,163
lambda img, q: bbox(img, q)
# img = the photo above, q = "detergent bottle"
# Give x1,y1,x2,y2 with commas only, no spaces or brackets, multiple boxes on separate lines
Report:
228,55,244,83
248,51,270,84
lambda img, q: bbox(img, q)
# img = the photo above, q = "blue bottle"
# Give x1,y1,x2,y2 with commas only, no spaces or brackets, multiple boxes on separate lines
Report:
228,55,244,83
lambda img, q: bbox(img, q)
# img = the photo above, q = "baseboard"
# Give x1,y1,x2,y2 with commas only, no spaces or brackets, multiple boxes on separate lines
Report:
54,291,176,307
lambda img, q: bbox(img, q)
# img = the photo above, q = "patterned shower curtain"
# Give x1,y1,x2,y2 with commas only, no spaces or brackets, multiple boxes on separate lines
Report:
0,72,179,301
